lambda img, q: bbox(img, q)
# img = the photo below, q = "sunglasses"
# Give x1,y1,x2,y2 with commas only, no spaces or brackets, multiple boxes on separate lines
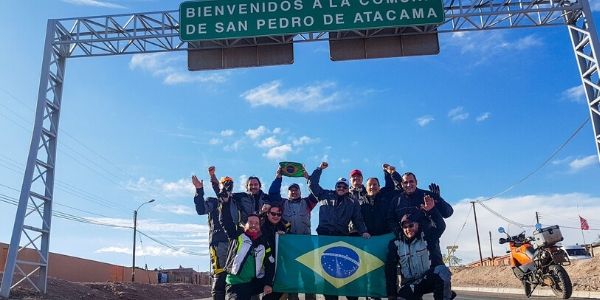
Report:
402,223,416,229
269,212,282,217
335,185,348,189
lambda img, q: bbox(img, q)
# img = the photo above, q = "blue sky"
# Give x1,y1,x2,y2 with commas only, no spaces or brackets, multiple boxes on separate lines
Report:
1,0,600,272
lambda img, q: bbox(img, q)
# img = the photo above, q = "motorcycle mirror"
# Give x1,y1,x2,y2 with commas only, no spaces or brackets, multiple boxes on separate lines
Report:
498,227,505,234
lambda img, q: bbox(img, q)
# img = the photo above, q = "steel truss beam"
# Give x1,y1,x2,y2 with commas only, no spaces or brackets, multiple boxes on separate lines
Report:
0,20,66,298
565,0,600,161
1,0,599,297
53,0,582,57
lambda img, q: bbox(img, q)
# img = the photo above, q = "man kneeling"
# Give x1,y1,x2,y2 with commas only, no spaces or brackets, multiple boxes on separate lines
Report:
385,209,453,300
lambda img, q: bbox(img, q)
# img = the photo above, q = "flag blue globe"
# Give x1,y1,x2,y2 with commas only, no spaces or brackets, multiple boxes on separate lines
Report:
320,246,360,278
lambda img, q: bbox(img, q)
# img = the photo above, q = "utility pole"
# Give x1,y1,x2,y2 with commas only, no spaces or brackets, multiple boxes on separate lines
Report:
489,231,494,262
471,201,484,266
132,199,155,282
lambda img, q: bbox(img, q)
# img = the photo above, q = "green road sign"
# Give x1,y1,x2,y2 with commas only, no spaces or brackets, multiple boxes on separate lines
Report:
180,0,445,41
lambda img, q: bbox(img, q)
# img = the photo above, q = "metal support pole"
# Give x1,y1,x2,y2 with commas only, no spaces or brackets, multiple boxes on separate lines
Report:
471,201,484,266
489,231,494,262
132,210,138,283
0,20,65,298
564,0,600,163
535,212,540,224
131,199,154,283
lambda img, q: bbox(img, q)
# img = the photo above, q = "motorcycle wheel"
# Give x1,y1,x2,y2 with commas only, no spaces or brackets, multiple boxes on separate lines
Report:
549,264,572,299
523,282,532,298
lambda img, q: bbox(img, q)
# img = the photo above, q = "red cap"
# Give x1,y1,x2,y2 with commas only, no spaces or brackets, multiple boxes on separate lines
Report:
349,169,363,178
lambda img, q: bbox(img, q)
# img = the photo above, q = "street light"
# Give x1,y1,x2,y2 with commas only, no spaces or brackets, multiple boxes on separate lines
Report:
132,199,155,282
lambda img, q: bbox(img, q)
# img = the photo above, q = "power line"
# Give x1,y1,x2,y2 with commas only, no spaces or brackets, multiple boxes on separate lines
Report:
479,117,590,203
0,155,129,213
0,193,206,256
465,117,591,229
1,91,157,209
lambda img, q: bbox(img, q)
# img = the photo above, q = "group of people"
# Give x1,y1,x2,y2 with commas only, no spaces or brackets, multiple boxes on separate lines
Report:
192,162,455,300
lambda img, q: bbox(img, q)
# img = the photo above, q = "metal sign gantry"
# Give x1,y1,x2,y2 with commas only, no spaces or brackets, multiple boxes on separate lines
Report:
1,0,599,297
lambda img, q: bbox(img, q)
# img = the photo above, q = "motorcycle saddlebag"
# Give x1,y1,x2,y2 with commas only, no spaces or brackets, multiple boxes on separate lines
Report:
533,225,563,247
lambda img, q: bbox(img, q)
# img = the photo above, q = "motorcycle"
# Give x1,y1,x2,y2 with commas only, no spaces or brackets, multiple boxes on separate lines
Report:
498,225,572,299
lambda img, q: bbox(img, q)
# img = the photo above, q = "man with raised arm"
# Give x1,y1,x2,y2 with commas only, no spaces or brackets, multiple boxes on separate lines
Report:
309,162,370,300
268,166,317,300
192,166,232,300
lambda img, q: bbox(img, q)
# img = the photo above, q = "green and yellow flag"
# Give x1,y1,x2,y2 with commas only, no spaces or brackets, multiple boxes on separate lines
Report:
279,162,306,177
274,233,393,297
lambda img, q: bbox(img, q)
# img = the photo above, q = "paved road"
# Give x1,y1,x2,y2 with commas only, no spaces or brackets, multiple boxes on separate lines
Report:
197,292,590,300
425,290,588,299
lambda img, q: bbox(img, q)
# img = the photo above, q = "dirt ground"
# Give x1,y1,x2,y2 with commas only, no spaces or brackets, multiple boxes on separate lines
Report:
2,256,599,299
452,255,600,291
0,273,211,300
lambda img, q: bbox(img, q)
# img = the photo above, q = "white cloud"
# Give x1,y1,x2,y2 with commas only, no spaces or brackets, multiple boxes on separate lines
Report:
88,217,209,234
562,85,586,103
476,112,491,122
241,80,344,111
448,107,469,122
220,129,235,137
272,128,282,134
569,155,598,172
245,126,268,139
95,246,130,254
293,136,319,146
129,53,228,85
416,115,435,127
552,156,573,165
95,246,194,257
209,138,222,145
62,0,125,8
441,193,600,264
238,175,248,192
152,204,195,216
447,32,542,65
126,177,194,198
257,136,281,148
264,144,293,160
224,140,243,151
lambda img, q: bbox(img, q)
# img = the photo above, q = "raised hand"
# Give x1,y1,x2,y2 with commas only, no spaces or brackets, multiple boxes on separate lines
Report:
192,175,203,189
319,162,329,170
429,183,440,197
208,166,215,176
421,194,435,211
382,163,396,174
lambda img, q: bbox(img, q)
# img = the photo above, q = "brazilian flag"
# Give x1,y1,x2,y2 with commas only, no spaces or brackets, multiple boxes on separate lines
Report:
279,161,305,177
274,233,393,297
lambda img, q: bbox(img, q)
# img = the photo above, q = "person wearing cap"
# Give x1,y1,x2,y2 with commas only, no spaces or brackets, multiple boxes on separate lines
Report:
192,166,232,300
309,162,370,300
268,166,318,235
268,166,318,300
385,202,454,300
347,169,369,236
349,169,368,204
309,162,370,238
